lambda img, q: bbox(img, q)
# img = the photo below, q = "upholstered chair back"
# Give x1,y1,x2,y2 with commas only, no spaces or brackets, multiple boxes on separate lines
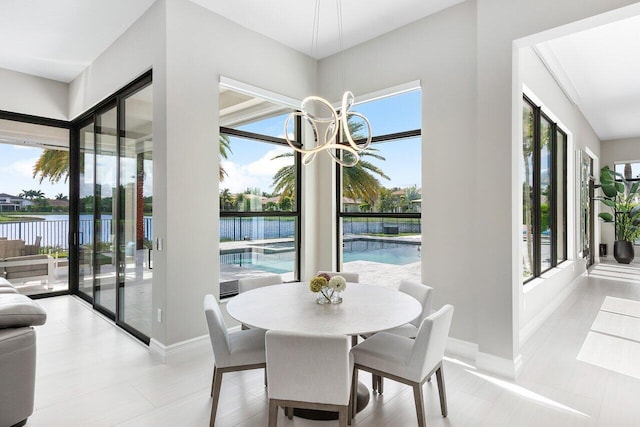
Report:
266,330,353,406
317,271,359,283
408,305,454,382
238,274,282,294
203,294,232,367
398,279,433,327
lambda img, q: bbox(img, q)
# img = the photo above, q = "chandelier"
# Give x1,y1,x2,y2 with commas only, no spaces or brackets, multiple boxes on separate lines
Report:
283,0,372,167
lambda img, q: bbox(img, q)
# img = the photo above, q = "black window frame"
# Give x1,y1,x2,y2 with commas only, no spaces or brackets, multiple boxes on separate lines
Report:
523,95,568,283
335,97,422,270
218,116,302,298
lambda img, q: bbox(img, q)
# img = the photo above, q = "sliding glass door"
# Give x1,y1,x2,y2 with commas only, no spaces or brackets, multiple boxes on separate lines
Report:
78,121,95,300
94,104,118,315
118,83,153,338
72,72,152,342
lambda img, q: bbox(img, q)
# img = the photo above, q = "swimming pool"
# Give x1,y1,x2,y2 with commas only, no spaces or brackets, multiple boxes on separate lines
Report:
343,239,421,265
219,238,421,273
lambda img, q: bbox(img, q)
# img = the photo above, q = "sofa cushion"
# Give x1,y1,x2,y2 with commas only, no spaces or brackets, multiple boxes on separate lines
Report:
0,294,47,328
0,277,14,287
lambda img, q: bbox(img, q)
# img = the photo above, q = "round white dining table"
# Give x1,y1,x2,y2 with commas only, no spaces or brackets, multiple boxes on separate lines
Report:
227,282,422,419
226,282,422,336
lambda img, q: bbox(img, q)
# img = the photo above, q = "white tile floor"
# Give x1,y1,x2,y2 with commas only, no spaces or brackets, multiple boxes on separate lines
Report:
26,262,640,426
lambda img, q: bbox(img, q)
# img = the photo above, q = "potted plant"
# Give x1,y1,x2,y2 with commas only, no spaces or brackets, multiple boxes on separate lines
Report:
597,165,640,263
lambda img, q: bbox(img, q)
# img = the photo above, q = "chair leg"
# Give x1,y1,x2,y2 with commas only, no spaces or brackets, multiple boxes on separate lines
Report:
338,406,348,427
372,374,377,392
210,365,217,397
352,368,359,419
351,335,358,347
264,367,268,387
285,406,293,419
412,382,426,427
210,369,224,427
268,400,278,427
378,375,384,394
436,365,448,417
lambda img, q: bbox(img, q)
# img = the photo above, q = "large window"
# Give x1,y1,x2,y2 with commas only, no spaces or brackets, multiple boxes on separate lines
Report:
218,87,300,298
522,96,567,283
337,88,421,290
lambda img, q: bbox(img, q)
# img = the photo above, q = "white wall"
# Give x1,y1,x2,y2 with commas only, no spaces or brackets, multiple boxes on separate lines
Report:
319,1,479,351
162,0,315,345
600,136,640,258
0,68,67,120
516,47,601,337
320,0,639,377
68,0,315,346
473,0,638,377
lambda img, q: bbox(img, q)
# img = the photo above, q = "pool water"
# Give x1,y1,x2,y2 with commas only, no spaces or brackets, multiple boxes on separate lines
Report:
220,239,420,273
343,239,421,265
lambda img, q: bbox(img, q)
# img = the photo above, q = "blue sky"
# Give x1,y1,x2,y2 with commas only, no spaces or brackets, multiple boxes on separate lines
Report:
222,89,422,194
0,143,68,198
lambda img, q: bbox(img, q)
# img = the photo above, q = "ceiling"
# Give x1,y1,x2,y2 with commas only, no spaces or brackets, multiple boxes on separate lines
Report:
535,14,640,141
0,1,639,140
190,0,464,59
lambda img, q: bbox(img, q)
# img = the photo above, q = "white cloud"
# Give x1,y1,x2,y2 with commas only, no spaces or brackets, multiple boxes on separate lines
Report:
221,146,293,194
11,157,38,178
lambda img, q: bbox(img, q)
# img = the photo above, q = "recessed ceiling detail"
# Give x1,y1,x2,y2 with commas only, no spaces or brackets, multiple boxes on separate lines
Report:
535,14,640,141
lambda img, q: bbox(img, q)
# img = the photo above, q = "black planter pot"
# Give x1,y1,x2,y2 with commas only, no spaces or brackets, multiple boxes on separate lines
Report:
614,240,635,264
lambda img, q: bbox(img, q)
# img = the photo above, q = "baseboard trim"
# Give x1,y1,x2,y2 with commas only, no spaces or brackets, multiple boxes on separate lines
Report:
476,351,523,379
149,334,210,364
519,271,586,346
446,337,478,361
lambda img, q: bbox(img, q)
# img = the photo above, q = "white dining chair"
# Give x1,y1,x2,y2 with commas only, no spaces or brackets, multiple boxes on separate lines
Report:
237,275,283,332
266,330,354,427
351,305,454,427
237,274,282,294
365,279,433,393
317,271,359,283
203,294,266,427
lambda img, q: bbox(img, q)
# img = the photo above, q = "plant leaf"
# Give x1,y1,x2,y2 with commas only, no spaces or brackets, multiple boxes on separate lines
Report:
601,199,615,208
599,212,614,222
615,181,625,193
602,184,618,198
631,181,640,195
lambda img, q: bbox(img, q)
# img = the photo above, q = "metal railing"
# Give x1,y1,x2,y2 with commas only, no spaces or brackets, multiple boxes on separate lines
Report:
0,217,154,250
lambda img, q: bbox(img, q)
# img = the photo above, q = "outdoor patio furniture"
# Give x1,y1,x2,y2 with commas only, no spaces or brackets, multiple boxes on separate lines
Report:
0,238,53,286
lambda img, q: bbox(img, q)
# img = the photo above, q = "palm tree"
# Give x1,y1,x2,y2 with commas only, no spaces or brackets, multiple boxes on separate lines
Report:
219,188,233,211
55,193,68,200
33,149,69,184
271,119,389,206
19,189,45,200
219,134,232,181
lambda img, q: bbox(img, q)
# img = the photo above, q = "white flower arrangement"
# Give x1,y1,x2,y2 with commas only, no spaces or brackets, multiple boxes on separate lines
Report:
328,275,347,292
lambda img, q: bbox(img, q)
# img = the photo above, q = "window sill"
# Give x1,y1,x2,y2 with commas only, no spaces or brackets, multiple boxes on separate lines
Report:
523,261,574,294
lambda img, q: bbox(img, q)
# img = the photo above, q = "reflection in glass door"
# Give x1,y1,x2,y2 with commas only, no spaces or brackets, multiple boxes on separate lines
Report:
79,121,95,300
94,105,118,314
118,84,153,338
72,73,152,343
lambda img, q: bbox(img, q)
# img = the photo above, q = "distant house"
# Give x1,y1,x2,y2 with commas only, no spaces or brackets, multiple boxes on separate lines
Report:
0,193,32,211
342,197,361,213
